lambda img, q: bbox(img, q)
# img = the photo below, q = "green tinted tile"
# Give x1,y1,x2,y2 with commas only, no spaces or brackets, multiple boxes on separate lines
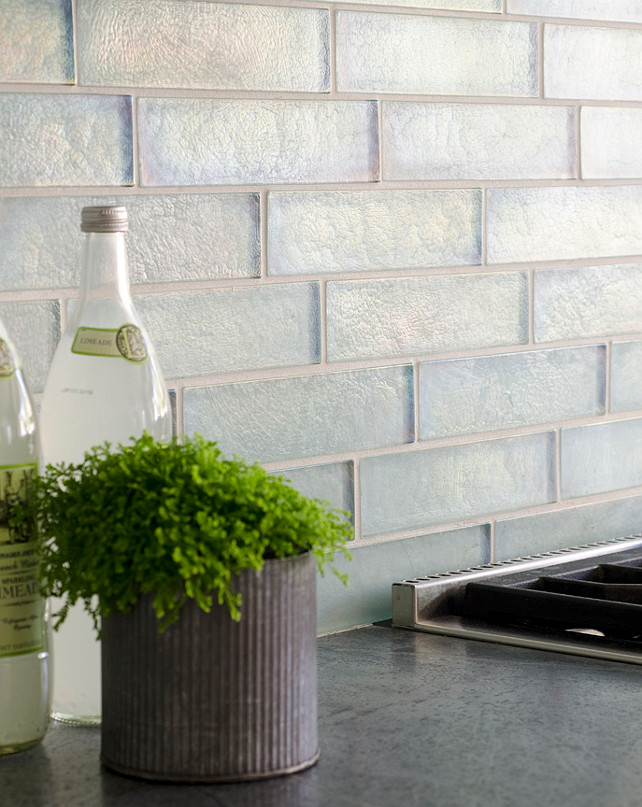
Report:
317,525,490,634
361,433,556,536
184,366,414,464
419,346,605,439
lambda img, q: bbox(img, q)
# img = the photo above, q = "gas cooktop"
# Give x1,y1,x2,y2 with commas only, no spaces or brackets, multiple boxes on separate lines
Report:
392,534,642,665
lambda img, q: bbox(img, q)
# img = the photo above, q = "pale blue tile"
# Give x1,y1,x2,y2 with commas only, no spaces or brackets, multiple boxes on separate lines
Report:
337,12,538,96
508,0,642,23
611,341,642,413
78,0,329,92
0,0,74,84
361,433,556,537
534,264,642,342
0,300,60,394
562,419,642,498
136,283,320,379
419,346,606,439
139,99,378,186
327,272,528,362
0,194,260,291
545,24,642,101
495,495,642,561
487,187,642,264
582,107,642,180
317,525,490,634
0,94,133,188
331,0,500,7
280,462,354,523
268,190,481,276
383,103,575,181
184,366,414,464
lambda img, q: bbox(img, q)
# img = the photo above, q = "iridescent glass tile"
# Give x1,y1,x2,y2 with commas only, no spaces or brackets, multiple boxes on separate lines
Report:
139,99,378,186
383,102,575,180
562,418,642,498
327,272,528,362
545,24,642,101
0,94,133,187
508,0,642,23
183,365,414,463
330,0,499,8
610,341,642,413
279,461,354,522
361,433,556,536
317,525,490,634
419,346,605,439
78,0,329,92
495,494,642,561
136,283,320,379
487,187,642,264
534,264,642,342
337,12,538,96
268,190,481,276
0,0,73,84
582,107,642,179
0,300,60,393
0,194,260,291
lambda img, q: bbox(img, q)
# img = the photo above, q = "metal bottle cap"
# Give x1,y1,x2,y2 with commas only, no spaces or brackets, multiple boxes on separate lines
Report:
81,206,129,233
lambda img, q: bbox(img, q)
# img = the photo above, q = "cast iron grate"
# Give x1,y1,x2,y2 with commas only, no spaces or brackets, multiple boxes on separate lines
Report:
462,560,642,641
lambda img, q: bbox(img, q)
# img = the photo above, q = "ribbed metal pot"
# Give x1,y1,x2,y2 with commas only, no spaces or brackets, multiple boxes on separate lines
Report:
100,552,318,782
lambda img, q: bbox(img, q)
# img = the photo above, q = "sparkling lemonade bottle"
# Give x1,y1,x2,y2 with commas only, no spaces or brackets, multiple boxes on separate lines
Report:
0,317,50,753
40,205,172,724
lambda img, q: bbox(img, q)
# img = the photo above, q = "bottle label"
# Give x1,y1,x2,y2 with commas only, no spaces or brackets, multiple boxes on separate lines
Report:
71,324,148,363
0,339,16,379
0,463,44,658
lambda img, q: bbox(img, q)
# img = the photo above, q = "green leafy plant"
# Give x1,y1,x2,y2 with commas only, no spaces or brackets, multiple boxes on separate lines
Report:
28,434,352,634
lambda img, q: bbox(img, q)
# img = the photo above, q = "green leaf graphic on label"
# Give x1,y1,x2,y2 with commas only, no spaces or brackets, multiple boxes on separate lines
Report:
0,339,15,379
0,464,43,658
72,325,148,363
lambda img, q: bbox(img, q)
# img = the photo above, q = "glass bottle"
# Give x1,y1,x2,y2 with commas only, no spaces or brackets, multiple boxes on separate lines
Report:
40,205,172,725
0,317,50,754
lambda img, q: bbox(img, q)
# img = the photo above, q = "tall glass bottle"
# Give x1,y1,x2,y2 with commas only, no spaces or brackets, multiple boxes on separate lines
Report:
0,317,50,754
40,205,172,725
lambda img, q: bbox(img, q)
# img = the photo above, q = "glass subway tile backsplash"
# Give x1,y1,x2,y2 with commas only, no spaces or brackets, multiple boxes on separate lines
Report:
77,0,330,92
139,99,379,186
4,0,642,633
0,194,260,290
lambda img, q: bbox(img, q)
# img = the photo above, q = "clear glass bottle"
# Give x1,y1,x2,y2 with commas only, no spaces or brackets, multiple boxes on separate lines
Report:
40,205,172,725
0,317,50,754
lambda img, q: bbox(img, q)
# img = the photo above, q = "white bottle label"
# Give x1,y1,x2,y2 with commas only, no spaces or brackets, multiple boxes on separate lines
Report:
71,324,148,363
0,463,44,658
0,338,16,379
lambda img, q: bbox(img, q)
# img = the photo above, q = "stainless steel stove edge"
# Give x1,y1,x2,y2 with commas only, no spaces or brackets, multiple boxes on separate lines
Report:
391,533,642,628
403,615,642,666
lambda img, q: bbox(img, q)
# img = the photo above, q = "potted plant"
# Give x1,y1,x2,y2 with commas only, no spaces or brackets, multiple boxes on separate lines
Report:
28,433,352,783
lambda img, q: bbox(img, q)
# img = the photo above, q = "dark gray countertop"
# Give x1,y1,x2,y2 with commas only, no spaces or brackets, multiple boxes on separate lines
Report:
2,623,641,807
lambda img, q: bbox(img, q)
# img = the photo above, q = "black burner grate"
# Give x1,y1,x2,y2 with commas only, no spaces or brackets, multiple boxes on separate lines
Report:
462,559,642,641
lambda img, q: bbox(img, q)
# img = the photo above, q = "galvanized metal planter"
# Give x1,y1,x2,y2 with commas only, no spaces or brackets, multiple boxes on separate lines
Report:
100,552,318,783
